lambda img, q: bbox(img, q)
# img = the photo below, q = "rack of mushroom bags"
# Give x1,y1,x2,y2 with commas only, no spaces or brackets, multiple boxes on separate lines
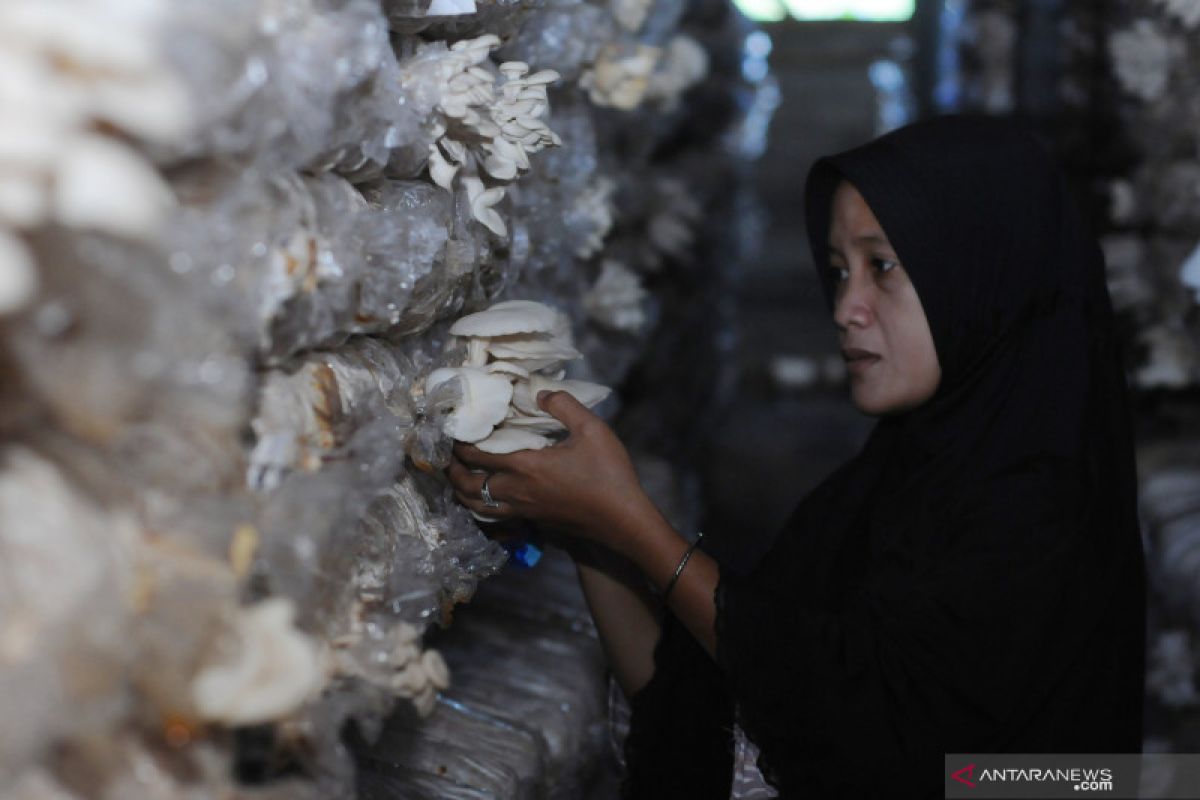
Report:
1092,0,1200,756
0,0,775,797
948,0,1200,759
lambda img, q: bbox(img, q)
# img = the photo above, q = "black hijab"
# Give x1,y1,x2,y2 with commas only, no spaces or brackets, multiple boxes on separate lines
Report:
622,114,1145,798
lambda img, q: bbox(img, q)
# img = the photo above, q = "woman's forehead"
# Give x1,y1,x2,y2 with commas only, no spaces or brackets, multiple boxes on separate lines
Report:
829,181,892,245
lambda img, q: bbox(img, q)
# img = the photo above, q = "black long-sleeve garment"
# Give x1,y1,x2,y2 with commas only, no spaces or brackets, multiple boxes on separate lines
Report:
621,115,1146,798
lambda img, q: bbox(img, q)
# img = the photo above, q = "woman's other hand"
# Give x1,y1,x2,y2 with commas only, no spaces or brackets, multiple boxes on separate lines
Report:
445,390,657,555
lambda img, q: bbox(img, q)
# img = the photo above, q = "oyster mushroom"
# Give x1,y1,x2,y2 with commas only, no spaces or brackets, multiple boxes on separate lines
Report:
449,299,561,338
449,299,582,372
0,229,36,315
1109,21,1176,103
486,361,532,380
1155,0,1200,29
1135,323,1198,389
437,300,613,460
1181,241,1200,305
191,598,324,726
426,0,477,15
463,176,507,237
427,142,460,190
425,366,514,442
475,425,553,454
511,375,611,416
584,260,647,332
611,0,652,32
580,43,661,110
54,133,175,240
499,413,568,435
645,35,710,110
486,334,583,363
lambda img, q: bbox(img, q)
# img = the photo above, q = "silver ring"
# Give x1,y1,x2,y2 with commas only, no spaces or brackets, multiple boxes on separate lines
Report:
480,474,502,508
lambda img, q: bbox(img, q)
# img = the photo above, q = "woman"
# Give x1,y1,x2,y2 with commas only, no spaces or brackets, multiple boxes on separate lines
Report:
445,114,1146,797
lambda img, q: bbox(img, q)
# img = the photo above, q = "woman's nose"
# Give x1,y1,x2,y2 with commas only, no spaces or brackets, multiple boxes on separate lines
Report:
833,274,873,331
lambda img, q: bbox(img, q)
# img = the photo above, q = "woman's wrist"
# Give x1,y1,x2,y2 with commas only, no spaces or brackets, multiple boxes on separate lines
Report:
597,497,691,593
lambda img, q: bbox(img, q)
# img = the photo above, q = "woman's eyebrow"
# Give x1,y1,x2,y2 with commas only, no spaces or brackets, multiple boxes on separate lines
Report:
827,233,890,255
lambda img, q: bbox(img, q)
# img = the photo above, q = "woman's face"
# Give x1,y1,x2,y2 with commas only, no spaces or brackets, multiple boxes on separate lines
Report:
827,180,941,416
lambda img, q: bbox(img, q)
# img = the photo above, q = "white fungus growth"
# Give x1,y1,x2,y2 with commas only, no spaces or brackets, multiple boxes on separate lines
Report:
1155,0,1200,29
1109,21,1176,103
584,260,648,333
425,300,612,458
191,598,325,726
1181,241,1200,305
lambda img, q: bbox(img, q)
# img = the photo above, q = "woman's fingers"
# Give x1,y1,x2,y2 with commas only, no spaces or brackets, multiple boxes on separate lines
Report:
452,442,524,472
445,457,485,494
536,390,595,433
446,457,520,518
454,488,515,517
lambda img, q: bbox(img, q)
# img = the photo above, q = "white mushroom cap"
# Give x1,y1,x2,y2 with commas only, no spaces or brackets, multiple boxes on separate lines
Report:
426,0,477,15
486,333,582,362
191,598,324,726
512,375,611,415
54,133,174,240
500,413,566,435
425,366,514,442
474,425,553,454
0,229,37,315
449,299,561,338
463,176,506,237
421,649,451,691
1181,241,1200,305
486,361,531,380
491,356,573,373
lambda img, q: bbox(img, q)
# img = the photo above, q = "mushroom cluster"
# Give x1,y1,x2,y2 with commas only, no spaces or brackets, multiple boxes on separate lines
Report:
610,0,652,33
190,598,325,727
584,260,648,333
645,36,710,112
580,42,660,110
1109,20,1177,103
1182,242,1200,305
0,0,189,316
425,300,611,457
1155,0,1200,29
579,34,708,113
329,620,451,717
415,34,562,237
571,177,617,259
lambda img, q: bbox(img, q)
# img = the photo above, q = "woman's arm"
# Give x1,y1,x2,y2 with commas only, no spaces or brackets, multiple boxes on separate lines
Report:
570,543,662,697
602,496,720,660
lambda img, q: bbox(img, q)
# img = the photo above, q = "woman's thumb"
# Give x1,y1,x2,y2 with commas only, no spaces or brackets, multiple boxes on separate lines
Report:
537,390,594,430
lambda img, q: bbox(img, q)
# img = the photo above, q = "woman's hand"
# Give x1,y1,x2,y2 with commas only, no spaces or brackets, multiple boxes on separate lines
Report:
444,390,658,556
445,389,720,659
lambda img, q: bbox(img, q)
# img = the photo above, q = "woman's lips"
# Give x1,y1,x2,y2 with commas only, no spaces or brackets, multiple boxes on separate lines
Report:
844,353,881,374
844,355,883,374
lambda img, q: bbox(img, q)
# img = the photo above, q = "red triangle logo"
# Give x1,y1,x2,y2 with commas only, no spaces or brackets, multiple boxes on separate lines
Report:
951,763,976,787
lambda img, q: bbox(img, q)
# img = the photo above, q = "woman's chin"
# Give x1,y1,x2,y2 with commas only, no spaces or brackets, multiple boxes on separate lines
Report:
849,386,886,416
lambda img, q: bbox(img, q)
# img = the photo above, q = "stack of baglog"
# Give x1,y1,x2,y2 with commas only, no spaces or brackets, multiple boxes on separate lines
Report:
0,0,774,796
953,0,1200,754
1095,0,1200,753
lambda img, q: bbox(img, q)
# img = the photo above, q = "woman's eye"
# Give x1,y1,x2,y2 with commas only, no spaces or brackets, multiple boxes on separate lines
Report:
829,265,849,282
873,258,899,274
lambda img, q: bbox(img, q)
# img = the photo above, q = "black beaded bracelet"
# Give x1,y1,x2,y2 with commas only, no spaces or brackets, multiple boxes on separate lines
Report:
662,531,704,603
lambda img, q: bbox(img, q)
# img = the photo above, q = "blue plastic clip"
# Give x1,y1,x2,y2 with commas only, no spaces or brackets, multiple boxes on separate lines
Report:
503,538,543,569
